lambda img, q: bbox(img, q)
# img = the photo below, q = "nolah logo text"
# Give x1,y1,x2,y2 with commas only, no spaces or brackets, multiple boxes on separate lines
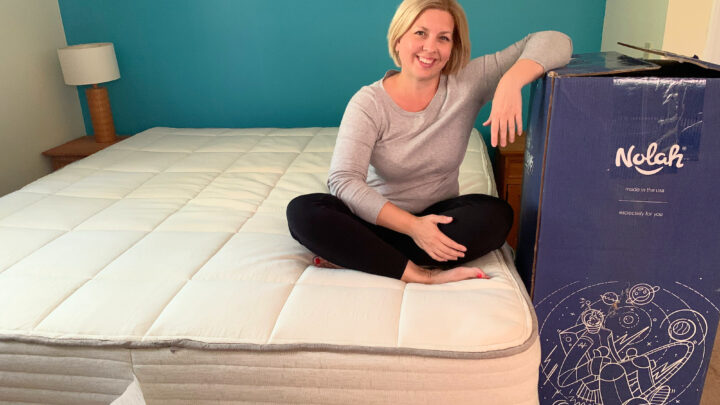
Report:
615,143,684,175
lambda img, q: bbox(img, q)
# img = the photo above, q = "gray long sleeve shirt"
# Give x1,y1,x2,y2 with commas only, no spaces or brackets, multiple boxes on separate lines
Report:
328,31,572,224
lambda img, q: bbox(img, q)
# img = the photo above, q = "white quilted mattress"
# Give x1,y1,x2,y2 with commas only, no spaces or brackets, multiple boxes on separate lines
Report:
0,127,539,404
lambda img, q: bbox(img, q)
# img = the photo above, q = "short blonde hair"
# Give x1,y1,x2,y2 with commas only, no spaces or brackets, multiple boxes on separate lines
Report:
387,0,471,75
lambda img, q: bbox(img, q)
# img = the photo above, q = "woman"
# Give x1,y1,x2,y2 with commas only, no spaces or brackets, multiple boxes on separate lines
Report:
287,0,572,284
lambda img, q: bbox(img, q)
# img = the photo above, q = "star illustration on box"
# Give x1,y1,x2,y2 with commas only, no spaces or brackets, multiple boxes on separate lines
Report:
536,281,718,405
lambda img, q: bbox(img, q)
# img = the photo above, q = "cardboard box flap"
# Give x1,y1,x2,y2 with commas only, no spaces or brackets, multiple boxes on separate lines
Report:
618,42,720,72
549,51,659,77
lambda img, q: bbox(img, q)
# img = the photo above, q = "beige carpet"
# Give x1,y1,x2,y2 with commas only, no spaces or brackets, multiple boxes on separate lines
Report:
701,321,720,405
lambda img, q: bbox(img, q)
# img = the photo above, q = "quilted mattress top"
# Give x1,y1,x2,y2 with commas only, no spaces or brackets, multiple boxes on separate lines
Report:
0,127,534,358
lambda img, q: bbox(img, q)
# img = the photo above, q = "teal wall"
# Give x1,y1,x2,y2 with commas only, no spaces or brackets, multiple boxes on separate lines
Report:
58,0,606,145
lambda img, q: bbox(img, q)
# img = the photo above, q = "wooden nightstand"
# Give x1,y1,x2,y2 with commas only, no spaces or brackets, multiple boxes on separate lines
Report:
494,139,526,250
42,135,129,171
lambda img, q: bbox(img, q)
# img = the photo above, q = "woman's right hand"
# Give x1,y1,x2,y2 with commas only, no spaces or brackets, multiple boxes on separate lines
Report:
409,215,467,262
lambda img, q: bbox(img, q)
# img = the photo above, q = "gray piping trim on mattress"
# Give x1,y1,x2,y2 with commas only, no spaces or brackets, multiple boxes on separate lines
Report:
0,332,538,360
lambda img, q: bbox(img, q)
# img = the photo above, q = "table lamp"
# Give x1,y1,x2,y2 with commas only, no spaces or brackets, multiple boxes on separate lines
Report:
58,43,120,143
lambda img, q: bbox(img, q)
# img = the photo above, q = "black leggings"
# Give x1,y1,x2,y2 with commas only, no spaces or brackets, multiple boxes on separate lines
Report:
286,193,513,280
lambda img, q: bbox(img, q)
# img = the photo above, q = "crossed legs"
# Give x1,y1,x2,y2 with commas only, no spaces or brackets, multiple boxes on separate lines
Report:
286,193,512,282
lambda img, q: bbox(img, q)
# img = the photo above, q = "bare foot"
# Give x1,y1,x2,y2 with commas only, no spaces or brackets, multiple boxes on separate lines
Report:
427,266,490,284
401,261,489,284
312,256,343,269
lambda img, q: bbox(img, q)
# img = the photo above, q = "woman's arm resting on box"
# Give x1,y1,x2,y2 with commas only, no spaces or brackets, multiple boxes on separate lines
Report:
475,31,572,147
483,58,544,147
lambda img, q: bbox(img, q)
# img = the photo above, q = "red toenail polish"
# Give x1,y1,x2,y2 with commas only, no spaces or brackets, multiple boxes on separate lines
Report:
314,257,321,265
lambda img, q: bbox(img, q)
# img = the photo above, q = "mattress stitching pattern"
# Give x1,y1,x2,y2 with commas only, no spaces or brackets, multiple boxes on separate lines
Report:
24,147,192,330
24,130,241,332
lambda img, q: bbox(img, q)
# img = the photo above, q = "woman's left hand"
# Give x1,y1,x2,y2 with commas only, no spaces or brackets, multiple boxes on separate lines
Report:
482,76,523,148
483,58,544,148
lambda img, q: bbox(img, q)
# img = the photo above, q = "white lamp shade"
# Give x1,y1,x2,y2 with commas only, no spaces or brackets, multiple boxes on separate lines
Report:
57,43,120,85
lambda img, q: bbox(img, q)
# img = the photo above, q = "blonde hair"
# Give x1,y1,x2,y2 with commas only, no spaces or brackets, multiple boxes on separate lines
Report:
387,0,471,75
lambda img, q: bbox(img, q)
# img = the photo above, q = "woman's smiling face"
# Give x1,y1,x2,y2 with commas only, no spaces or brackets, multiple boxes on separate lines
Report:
395,8,455,82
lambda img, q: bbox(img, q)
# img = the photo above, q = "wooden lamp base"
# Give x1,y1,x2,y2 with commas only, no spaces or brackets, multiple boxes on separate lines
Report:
85,84,117,143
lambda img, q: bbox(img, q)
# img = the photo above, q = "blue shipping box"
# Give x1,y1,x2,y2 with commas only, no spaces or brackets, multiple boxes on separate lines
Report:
517,50,720,404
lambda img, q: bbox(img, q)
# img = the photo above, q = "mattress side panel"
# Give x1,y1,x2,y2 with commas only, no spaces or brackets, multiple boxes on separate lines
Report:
0,341,135,404
131,337,540,405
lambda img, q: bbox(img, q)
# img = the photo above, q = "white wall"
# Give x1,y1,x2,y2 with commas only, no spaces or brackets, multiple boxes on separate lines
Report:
603,0,718,62
601,0,669,58
0,0,85,197
703,0,720,63
663,0,715,58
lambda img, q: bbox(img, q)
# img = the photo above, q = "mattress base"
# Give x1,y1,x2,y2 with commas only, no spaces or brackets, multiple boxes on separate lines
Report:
0,337,540,405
